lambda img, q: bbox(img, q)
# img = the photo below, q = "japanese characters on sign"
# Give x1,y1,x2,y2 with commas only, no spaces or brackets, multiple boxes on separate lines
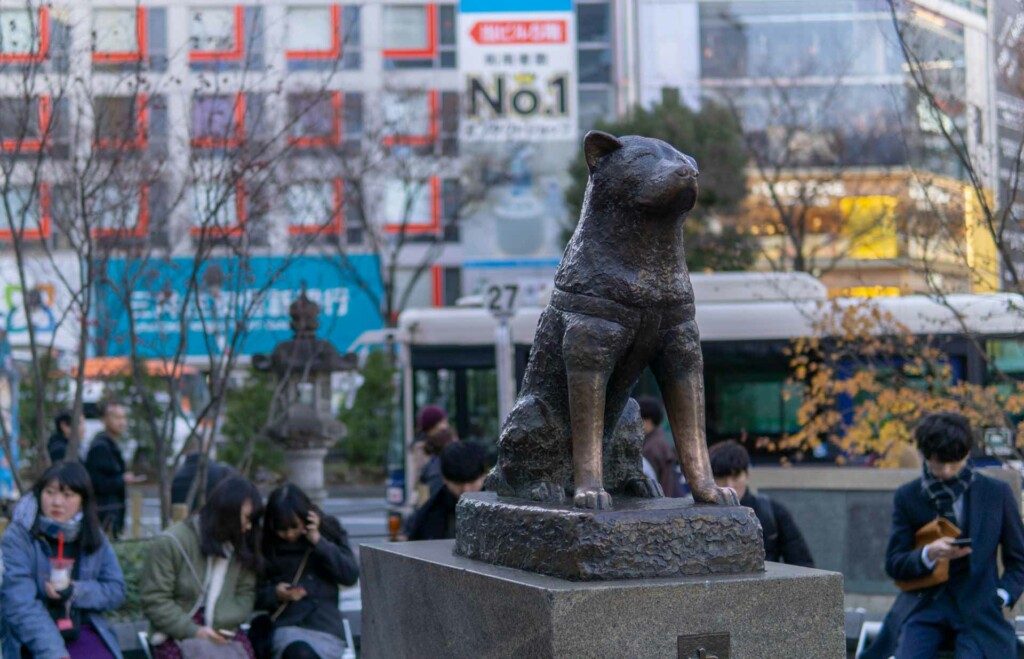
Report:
459,0,577,142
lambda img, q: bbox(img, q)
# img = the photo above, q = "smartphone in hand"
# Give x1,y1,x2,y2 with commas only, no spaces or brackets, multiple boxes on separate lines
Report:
217,629,236,639
949,537,972,547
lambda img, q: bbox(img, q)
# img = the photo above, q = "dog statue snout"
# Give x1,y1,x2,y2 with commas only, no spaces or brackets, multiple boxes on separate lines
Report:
674,164,698,180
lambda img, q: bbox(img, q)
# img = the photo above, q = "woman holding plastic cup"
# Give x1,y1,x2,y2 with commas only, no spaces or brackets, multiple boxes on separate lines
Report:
1,461,126,658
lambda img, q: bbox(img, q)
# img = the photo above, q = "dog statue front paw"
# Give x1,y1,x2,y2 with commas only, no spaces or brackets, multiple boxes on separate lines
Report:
573,486,612,510
692,483,739,506
624,476,664,498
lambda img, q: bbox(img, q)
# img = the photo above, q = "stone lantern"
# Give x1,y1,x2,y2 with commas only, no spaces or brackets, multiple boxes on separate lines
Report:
253,287,356,502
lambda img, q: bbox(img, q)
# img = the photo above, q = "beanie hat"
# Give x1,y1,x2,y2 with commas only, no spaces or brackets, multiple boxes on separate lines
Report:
416,404,448,433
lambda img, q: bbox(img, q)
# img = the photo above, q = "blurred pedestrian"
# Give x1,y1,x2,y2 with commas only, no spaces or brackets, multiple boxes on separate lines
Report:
404,442,487,541
410,404,450,504
709,440,814,567
85,401,144,539
863,413,1024,659
419,427,458,498
637,396,678,496
48,409,84,464
171,437,236,512
1,461,126,658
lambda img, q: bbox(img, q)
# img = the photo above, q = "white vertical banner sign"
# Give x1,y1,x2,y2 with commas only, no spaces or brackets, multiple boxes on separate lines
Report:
459,0,577,142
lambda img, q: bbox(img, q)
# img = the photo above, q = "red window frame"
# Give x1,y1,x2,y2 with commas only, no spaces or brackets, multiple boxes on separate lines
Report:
0,7,49,64
384,176,440,235
92,185,149,239
189,182,246,238
382,90,438,147
92,7,147,63
431,264,443,307
382,3,437,59
288,92,342,148
191,93,245,148
0,184,51,241
288,179,343,236
286,5,341,60
189,5,245,62
94,94,149,150
1,96,51,152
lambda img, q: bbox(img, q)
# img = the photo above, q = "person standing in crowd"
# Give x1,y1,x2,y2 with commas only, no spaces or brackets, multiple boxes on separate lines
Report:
1,461,126,658
48,409,84,464
140,476,264,659
709,440,814,567
404,441,487,541
258,484,359,659
418,427,458,499
410,404,450,504
85,401,143,539
637,396,679,496
171,437,236,512
863,413,1024,659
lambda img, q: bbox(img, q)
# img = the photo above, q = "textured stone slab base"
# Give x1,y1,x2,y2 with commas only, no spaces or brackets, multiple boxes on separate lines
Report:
360,540,846,659
454,492,764,580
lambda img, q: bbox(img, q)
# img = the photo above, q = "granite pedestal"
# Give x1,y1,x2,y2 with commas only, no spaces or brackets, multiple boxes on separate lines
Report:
361,540,845,658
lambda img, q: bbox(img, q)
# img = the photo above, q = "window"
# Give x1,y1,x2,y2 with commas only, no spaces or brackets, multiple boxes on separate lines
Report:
191,182,244,236
288,92,341,147
0,185,49,240
93,8,146,62
93,185,147,238
382,91,437,146
192,94,245,147
285,180,342,235
189,6,243,61
713,374,802,436
286,5,341,59
383,177,439,233
0,8,48,62
94,95,148,149
0,97,51,152
382,3,455,69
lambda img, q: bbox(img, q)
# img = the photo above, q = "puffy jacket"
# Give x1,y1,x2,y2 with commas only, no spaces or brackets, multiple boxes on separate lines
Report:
0,496,126,659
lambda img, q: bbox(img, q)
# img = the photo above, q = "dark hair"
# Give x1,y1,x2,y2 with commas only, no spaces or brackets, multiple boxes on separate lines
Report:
96,400,124,418
440,442,487,484
54,409,73,433
263,483,343,551
197,476,263,571
424,427,458,457
709,440,750,479
32,462,105,554
637,396,664,426
915,413,973,462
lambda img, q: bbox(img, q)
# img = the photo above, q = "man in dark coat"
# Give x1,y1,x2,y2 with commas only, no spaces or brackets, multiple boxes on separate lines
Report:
709,440,814,567
404,441,486,541
85,400,140,538
46,409,82,463
638,396,679,497
863,412,1024,659
171,445,236,511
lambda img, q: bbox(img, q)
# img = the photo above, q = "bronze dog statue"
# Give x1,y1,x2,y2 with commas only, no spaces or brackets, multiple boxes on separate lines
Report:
485,131,738,510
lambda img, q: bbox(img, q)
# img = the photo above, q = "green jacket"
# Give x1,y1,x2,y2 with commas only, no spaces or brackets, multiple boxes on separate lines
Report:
139,519,256,640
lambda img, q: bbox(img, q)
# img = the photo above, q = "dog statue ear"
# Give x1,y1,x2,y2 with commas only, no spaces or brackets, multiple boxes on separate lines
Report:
584,131,624,173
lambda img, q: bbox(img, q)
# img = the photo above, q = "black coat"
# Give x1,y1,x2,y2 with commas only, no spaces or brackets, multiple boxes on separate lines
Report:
170,453,235,510
741,491,814,567
863,474,1024,659
256,522,359,639
47,432,69,463
84,433,126,537
404,487,459,541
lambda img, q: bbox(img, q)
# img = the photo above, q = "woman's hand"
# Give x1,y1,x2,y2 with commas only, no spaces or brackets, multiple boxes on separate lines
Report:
305,511,321,546
275,582,307,602
45,581,64,600
195,627,229,644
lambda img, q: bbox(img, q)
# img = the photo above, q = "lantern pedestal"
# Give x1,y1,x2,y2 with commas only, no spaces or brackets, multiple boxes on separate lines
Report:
284,446,330,502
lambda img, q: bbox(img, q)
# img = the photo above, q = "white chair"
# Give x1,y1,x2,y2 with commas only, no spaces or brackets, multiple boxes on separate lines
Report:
855,620,886,659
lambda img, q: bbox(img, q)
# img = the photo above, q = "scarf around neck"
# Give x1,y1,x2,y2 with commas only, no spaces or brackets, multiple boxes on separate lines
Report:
921,461,975,525
34,511,84,543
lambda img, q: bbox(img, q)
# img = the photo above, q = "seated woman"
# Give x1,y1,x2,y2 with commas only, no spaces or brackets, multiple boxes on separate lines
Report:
1,461,126,658
140,476,263,659
258,484,359,659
